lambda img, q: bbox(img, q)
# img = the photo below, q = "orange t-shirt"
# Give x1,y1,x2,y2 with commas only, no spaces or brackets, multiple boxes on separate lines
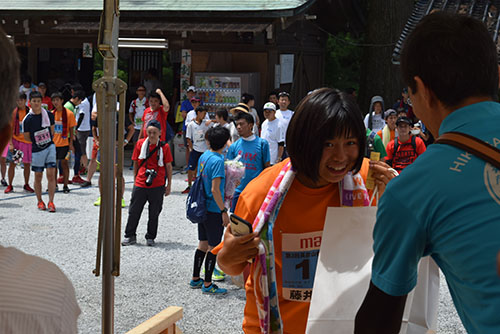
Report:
233,159,370,334
52,108,77,147
11,108,30,144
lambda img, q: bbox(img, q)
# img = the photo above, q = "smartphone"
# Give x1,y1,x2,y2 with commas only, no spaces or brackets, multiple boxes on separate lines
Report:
229,213,253,236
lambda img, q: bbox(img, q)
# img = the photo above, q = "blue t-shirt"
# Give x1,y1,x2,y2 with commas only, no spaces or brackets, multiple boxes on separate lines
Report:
181,99,193,131
227,136,270,194
197,150,225,213
22,111,55,153
372,101,500,333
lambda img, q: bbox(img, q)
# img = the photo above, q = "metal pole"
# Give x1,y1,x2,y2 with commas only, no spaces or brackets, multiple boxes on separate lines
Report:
94,0,120,333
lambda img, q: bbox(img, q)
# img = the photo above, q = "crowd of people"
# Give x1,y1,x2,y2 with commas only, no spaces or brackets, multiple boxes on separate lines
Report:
1,11,500,334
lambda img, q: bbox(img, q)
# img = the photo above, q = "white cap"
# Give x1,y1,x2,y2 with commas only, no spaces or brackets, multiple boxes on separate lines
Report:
187,86,196,92
263,102,276,111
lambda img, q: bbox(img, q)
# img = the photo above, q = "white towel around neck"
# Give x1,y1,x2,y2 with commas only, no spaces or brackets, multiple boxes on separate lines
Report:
28,108,51,128
138,138,164,167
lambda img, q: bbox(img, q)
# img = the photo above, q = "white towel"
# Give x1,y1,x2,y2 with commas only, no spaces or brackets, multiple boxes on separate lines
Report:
28,108,51,128
138,138,164,167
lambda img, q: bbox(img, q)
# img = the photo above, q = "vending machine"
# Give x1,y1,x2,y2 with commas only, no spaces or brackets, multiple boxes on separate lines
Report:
193,72,260,117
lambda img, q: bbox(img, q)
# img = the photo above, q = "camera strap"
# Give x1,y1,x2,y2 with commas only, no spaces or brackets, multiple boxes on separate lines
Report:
139,141,165,169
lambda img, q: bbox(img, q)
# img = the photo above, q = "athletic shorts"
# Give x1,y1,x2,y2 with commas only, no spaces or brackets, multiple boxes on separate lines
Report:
188,150,203,171
198,212,224,247
3,138,32,163
77,130,91,156
56,146,69,160
31,144,57,172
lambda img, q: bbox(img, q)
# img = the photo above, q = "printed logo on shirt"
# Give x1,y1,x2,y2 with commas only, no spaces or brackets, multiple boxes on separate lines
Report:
194,129,205,143
484,163,500,205
282,231,322,302
237,149,259,171
144,111,159,124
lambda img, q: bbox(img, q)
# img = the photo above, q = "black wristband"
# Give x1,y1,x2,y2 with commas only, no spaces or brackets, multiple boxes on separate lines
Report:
221,207,228,214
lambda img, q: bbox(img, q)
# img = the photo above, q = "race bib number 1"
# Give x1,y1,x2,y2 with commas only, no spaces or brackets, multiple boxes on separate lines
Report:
281,231,322,302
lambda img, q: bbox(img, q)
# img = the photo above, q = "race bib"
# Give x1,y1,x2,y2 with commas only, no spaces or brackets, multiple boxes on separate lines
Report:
282,231,322,302
54,121,63,134
34,128,51,147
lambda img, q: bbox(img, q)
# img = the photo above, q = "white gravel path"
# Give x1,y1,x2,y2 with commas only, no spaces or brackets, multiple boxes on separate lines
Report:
0,161,466,333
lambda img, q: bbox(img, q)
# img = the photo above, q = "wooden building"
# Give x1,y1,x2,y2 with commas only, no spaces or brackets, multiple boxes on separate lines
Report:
1,0,355,107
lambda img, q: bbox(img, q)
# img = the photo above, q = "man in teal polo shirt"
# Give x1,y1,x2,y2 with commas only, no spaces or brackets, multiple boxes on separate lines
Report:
355,12,500,333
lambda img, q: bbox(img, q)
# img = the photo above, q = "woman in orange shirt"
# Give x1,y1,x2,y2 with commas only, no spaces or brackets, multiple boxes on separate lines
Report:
217,88,395,334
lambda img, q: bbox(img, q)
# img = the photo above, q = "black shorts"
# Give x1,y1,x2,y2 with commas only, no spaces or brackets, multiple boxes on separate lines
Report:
56,146,69,160
198,212,224,247
188,150,203,171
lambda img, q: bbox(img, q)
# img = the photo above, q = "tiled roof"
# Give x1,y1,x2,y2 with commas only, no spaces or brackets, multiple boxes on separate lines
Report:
392,0,500,64
2,0,311,13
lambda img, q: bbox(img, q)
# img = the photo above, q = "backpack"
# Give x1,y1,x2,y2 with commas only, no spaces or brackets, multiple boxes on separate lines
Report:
387,136,417,167
186,156,211,224
365,130,377,158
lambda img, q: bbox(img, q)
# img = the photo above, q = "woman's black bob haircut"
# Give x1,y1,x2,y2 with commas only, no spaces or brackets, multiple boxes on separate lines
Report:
286,88,366,182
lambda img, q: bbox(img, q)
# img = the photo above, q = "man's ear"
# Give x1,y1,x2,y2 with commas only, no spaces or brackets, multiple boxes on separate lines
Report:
413,76,440,110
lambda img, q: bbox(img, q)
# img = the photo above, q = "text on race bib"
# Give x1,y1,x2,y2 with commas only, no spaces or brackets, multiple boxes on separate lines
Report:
282,231,322,302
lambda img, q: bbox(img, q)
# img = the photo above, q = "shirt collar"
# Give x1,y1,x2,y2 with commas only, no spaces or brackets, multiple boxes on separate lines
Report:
439,101,500,136
242,134,256,141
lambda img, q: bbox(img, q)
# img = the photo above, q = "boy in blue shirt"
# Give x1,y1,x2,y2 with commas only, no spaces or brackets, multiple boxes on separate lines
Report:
227,112,270,211
189,126,231,295
355,12,500,334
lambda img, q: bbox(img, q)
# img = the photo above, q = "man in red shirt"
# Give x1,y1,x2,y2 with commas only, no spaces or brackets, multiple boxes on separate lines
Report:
140,89,169,142
122,120,173,247
384,116,426,173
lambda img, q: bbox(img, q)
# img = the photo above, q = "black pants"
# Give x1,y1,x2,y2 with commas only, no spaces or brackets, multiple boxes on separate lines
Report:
125,185,165,240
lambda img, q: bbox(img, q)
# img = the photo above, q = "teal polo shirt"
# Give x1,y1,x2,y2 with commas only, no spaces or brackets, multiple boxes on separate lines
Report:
371,101,500,333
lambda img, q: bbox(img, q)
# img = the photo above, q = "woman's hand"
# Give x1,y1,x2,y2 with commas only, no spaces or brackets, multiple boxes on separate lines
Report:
369,160,398,197
217,226,260,276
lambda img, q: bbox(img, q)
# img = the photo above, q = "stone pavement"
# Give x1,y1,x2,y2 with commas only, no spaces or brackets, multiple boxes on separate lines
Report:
0,161,466,333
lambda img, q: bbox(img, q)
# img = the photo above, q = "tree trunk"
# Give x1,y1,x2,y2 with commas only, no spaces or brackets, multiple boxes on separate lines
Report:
358,0,414,115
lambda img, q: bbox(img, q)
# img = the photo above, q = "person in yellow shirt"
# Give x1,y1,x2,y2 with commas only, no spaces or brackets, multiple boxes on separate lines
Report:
51,92,77,193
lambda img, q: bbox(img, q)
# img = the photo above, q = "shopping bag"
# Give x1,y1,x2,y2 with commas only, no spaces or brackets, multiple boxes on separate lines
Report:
306,207,439,334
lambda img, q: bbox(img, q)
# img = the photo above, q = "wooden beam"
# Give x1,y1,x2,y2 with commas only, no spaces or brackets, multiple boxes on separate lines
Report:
126,306,183,334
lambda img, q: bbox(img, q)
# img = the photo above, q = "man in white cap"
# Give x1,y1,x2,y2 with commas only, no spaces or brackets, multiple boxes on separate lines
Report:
261,102,284,165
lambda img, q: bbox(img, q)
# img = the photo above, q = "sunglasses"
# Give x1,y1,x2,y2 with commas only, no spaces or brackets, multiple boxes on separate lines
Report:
278,92,290,97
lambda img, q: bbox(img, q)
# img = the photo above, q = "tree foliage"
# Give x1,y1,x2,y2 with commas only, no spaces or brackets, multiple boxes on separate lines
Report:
324,33,363,91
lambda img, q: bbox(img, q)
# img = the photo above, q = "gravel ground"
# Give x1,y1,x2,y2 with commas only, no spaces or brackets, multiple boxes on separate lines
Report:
0,158,466,333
